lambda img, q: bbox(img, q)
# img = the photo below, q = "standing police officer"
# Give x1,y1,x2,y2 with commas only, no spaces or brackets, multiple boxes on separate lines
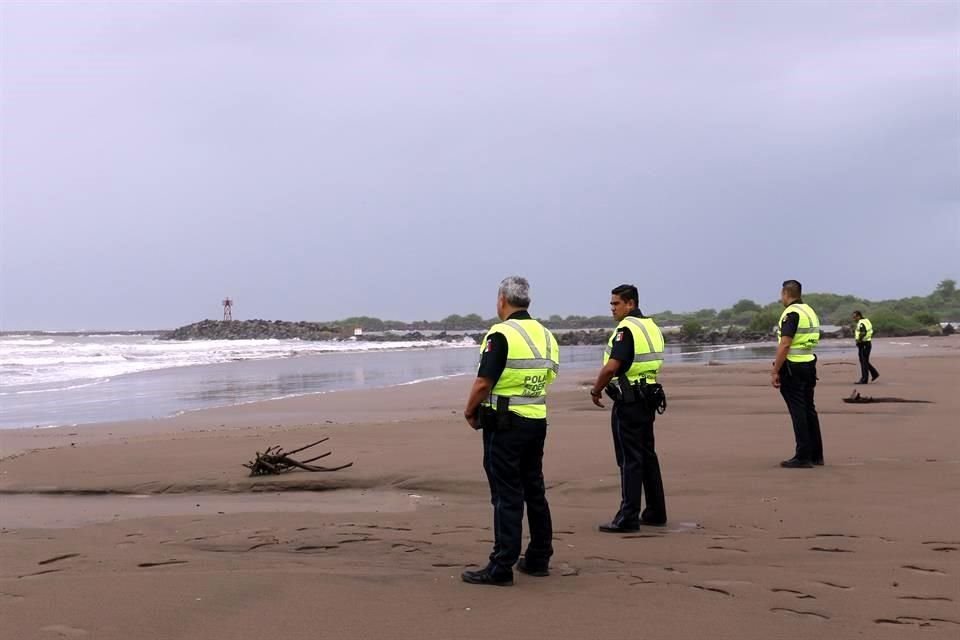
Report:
852,310,879,384
771,279,824,468
462,276,560,586
589,284,667,533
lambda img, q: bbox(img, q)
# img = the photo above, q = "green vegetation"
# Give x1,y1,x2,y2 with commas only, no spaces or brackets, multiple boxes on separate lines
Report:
321,280,959,338
681,320,704,339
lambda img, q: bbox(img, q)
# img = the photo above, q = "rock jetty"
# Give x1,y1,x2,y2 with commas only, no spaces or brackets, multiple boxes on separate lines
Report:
159,320,341,341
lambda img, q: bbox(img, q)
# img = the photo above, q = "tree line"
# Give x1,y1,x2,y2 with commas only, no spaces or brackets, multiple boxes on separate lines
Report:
320,280,959,338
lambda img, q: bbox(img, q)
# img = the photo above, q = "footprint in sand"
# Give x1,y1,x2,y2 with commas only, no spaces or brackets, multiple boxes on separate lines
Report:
809,547,853,553
295,545,339,552
361,525,412,532
37,554,80,566
17,569,62,579
875,616,960,628
337,537,381,544
772,588,816,600
770,608,830,621
690,584,733,597
137,560,188,568
902,565,947,576
898,596,953,602
40,625,88,638
815,581,853,590
707,545,749,553
585,556,626,565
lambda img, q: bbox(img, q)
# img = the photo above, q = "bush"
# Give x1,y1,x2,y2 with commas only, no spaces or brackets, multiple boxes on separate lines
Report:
870,311,924,336
681,320,703,339
748,309,780,334
731,299,761,314
913,311,940,327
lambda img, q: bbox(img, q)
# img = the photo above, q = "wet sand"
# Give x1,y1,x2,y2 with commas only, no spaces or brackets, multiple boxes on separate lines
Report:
1,337,958,639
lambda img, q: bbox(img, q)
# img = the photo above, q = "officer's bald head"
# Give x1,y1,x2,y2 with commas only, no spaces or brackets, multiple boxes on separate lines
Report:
498,276,531,309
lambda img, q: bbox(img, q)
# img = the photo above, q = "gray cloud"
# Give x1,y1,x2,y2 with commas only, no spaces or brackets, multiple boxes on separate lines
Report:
1,1,957,329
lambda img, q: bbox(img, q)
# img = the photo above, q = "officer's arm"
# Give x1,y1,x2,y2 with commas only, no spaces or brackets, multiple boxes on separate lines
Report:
772,337,791,382
591,359,622,396
857,323,866,342
465,333,506,425
464,377,494,421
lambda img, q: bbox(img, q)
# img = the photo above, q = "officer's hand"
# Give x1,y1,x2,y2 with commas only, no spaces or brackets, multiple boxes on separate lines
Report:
590,389,605,408
465,411,480,430
770,371,780,388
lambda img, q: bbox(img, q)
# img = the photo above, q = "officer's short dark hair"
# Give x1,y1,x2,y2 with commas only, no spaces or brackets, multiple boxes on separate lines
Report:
781,280,802,298
853,310,863,318
612,284,639,306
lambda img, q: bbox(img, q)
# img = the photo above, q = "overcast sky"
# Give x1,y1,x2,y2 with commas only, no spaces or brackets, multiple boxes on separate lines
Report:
1,1,957,330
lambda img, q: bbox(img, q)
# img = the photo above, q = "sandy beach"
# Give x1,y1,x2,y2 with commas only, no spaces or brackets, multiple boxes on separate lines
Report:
1,338,958,639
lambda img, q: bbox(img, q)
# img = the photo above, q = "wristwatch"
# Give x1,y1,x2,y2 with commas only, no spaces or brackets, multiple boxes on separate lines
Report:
590,388,602,398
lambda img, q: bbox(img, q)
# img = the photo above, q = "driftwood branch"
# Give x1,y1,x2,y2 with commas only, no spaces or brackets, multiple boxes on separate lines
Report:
843,390,932,404
243,438,353,476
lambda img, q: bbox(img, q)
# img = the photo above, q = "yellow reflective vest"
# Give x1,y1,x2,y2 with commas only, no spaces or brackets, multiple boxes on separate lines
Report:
480,318,559,420
603,316,665,383
778,303,820,363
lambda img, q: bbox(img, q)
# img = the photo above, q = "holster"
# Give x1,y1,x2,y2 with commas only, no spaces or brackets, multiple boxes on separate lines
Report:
479,395,515,431
614,375,668,414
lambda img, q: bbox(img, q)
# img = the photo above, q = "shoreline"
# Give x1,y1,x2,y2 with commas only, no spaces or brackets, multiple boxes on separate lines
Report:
1,336,948,434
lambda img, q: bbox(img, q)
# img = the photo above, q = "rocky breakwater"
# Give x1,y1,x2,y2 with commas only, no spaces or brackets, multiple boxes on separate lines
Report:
159,320,342,341
553,328,778,346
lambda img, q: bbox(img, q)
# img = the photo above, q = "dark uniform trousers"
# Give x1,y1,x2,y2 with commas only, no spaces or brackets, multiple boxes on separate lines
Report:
779,360,824,462
482,422,553,570
611,402,666,527
857,342,879,382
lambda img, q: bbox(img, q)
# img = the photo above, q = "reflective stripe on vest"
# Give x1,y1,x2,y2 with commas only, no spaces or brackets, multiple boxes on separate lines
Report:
488,394,546,406
602,316,665,383
778,303,820,362
479,318,559,420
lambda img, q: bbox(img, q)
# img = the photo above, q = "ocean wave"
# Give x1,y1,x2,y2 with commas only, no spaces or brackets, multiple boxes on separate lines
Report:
0,335,476,391
678,345,748,356
0,378,111,396
393,373,471,386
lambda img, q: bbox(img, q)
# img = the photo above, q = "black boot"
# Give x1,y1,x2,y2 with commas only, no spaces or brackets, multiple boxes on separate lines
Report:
462,564,513,586
780,457,814,469
517,557,549,577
